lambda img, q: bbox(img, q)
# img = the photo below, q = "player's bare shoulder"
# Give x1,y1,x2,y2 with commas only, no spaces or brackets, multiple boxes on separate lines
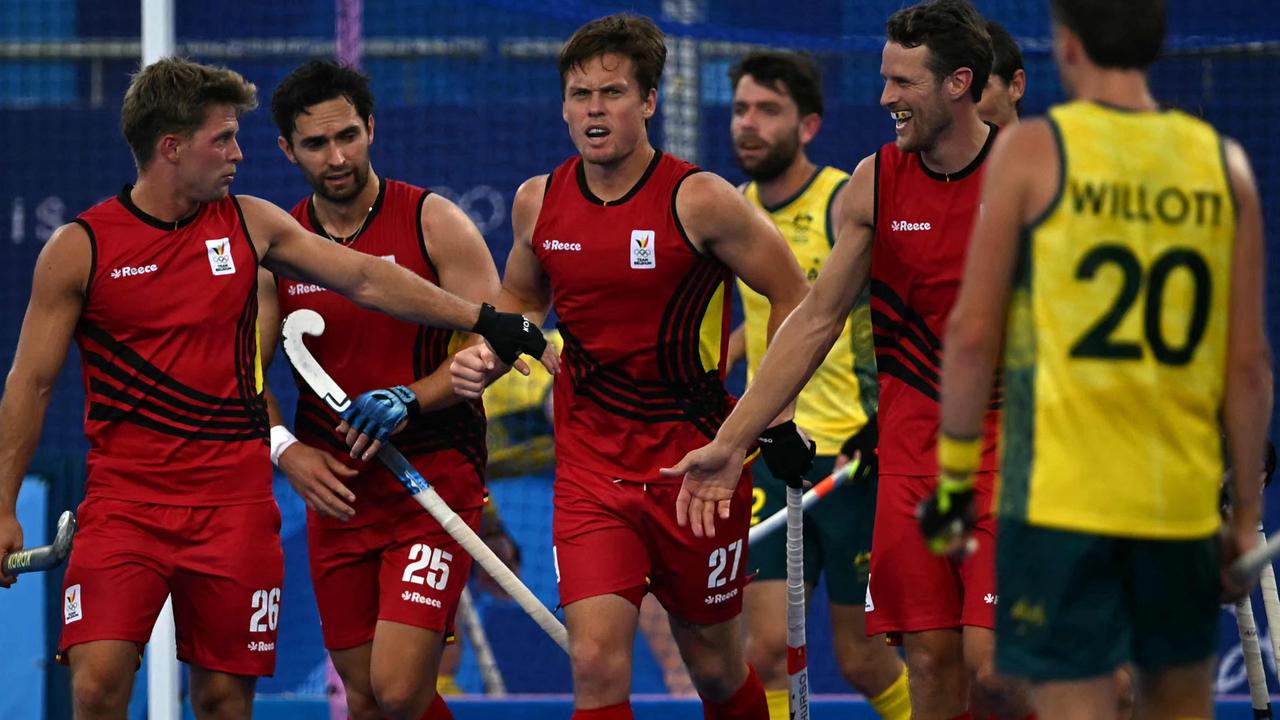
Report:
673,171,755,253
834,153,878,234
511,174,552,243
38,221,94,293
986,119,1059,224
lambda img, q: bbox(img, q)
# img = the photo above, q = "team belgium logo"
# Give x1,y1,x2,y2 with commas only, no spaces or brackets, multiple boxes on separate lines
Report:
630,229,656,270
205,237,237,276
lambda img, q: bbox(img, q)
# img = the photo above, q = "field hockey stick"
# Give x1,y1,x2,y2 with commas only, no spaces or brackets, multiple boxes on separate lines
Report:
1234,591,1272,718
1255,524,1280,683
1,510,76,576
784,473,810,720
281,309,569,652
457,586,506,696
748,459,858,545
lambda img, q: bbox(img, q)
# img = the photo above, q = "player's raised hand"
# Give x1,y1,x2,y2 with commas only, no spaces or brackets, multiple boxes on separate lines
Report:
338,385,417,460
471,303,559,374
278,443,359,521
661,440,747,538
0,512,24,588
450,343,526,398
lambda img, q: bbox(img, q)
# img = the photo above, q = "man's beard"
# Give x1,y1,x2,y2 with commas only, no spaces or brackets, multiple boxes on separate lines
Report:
308,162,370,204
735,132,800,182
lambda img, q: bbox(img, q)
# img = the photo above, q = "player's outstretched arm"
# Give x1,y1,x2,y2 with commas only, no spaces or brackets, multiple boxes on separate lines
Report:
341,193,505,460
242,195,555,371
924,120,1052,554
661,156,877,537
0,223,90,584
452,175,555,399
1220,138,1273,597
257,268,358,520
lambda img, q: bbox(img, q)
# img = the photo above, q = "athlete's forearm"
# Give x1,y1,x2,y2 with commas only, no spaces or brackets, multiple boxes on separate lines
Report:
726,324,746,370
938,315,1003,440
0,376,52,514
492,287,550,328
408,355,470,413
718,294,843,449
760,285,808,426
348,256,481,331
1224,348,1274,525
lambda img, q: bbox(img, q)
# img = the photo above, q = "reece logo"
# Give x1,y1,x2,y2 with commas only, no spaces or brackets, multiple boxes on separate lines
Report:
542,239,582,252
890,220,932,232
110,263,158,279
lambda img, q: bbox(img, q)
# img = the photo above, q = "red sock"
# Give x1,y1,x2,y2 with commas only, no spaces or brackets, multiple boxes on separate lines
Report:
702,665,768,720
571,702,635,719
420,693,454,720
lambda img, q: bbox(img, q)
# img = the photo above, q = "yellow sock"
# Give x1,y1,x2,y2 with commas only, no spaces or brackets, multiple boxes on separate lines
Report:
436,673,463,696
868,665,911,720
764,687,789,720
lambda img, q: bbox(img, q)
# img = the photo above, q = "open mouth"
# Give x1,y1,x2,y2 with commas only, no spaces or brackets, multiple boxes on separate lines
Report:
890,109,913,131
585,126,610,140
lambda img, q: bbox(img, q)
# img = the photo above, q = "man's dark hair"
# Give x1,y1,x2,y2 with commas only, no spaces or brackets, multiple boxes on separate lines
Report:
729,51,825,117
986,20,1024,85
271,60,374,143
559,14,667,98
885,0,992,103
1050,0,1165,69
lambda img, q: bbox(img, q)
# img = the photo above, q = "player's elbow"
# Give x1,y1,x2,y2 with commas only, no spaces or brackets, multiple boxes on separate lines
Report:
1225,342,1274,409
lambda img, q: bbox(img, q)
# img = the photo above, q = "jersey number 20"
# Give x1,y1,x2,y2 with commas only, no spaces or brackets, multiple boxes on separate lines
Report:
1070,244,1210,366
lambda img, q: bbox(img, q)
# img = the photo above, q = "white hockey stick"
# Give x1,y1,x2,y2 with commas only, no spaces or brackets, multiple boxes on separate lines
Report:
457,586,506,696
749,459,858,545
1,510,75,575
1234,529,1280,586
784,479,810,720
1233,592,1272,718
281,309,569,652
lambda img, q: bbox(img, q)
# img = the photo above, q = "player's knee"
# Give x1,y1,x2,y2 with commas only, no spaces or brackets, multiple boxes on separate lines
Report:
905,644,957,690
685,654,742,701
835,640,889,689
189,681,251,720
371,673,434,720
570,636,631,692
71,667,131,717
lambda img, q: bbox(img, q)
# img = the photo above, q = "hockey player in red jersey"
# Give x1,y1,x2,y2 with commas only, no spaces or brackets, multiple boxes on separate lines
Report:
664,2,1036,719
450,14,809,720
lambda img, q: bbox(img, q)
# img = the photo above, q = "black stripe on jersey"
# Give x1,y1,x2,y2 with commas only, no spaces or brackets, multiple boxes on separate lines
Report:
87,402,265,441
73,218,98,300
873,355,939,402
79,322,257,409
869,281,943,369
229,195,260,264
88,378,266,432
558,325,719,427
293,395,349,453
82,351,261,420
671,168,707,256
825,177,849,248
415,189,438,276
233,290,270,437
870,309,942,376
872,149,882,232
658,260,723,383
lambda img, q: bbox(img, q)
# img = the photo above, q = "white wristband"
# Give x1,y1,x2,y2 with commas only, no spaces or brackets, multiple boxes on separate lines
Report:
270,425,298,467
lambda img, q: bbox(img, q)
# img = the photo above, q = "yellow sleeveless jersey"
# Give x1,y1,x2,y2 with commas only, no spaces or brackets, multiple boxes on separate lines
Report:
740,166,878,455
1000,101,1235,539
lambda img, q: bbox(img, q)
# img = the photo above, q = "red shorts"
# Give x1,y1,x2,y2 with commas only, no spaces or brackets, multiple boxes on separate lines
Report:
309,504,479,650
552,462,753,626
59,496,284,676
865,473,997,637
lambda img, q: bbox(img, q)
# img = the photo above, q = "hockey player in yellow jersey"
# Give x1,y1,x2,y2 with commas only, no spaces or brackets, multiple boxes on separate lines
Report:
728,50,910,720
921,1,1273,718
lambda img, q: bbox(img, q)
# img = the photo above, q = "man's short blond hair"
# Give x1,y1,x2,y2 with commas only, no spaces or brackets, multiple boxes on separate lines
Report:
121,57,258,169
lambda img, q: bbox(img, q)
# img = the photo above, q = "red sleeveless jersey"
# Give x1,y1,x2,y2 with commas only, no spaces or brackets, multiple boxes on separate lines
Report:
871,126,1001,477
533,151,734,481
278,178,486,527
74,188,270,505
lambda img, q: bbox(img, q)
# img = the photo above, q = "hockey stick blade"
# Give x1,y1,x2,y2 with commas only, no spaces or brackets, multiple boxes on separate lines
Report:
279,309,569,652
280,309,351,414
2,510,76,576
